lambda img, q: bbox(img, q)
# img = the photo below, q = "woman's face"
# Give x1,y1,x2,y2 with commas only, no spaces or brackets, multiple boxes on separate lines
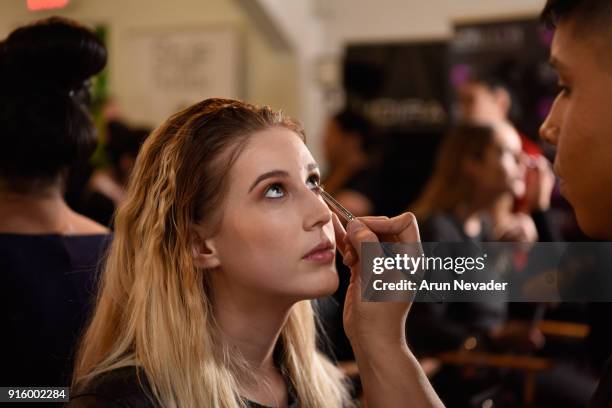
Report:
469,124,525,199
209,127,338,303
458,81,508,123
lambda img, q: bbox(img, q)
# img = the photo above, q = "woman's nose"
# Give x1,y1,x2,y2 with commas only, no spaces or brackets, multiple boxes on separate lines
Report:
303,187,332,230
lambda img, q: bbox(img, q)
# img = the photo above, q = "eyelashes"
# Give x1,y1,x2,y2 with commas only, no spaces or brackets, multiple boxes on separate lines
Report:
308,174,322,189
264,183,285,198
263,174,321,199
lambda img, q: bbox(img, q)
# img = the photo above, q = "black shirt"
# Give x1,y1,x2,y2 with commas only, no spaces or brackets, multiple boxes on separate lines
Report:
591,357,612,407
0,233,110,387
68,366,300,408
407,213,506,352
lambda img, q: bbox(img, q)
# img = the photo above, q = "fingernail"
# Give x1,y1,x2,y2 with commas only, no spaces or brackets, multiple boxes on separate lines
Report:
347,220,365,234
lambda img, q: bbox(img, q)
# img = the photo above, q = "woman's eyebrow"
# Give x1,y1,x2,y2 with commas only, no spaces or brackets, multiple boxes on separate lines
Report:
248,170,289,193
248,163,319,193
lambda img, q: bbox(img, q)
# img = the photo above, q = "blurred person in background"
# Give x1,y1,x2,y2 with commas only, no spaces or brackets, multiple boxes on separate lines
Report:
319,109,381,371
0,17,110,387
322,109,380,217
457,73,558,242
406,123,581,406
80,118,150,227
410,122,537,353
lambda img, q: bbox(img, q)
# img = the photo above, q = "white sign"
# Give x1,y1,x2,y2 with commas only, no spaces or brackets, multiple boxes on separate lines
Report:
128,26,241,124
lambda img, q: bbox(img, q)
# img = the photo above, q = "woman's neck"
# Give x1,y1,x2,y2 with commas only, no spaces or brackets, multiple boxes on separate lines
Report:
213,286,291,371
212,285,292,406
0,184,107,235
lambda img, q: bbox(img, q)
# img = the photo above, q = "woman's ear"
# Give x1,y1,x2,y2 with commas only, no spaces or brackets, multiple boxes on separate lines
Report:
190,225,221,269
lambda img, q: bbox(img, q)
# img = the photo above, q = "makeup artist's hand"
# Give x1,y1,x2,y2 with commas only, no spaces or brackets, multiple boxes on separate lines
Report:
333,213,445,408
332,212,421,351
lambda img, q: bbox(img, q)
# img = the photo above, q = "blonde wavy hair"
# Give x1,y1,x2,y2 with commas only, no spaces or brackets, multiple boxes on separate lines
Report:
72,98,352,407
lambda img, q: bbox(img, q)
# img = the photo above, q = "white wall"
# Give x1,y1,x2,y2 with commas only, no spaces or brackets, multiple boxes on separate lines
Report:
0,0,300,129
247,0,330,163
322,0,547,51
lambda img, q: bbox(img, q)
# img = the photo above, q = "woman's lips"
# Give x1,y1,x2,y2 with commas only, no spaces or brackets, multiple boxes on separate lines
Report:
303,249,335,263
303,241,335,263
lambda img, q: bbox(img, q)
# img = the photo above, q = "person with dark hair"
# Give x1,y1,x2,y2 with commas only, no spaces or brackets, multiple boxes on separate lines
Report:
409,122,536,345
539,0,612,406
319,109,381,367
458,72,516,126
322,109,380,217
458,70,559,243
80,119,150,227
0,17,110,387
405,122,583,406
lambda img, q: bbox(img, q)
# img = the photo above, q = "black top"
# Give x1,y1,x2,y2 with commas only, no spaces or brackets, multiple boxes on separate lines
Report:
591,357,612,408
0,233,110,387
419,212,493,243
407,213,506,352
68,366,300,408
342,167,380,212
79,191,116,229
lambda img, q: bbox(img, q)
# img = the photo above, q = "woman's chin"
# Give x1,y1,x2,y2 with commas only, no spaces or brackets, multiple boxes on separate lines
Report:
301,269,340,299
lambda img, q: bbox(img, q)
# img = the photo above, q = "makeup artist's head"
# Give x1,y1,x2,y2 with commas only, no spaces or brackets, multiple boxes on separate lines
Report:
540,0,612,239
73,99,350,407
413,122,524,220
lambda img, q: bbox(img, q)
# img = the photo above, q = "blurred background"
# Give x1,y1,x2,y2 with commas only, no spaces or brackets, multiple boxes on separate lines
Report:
5,1,611,407
0,0,550,175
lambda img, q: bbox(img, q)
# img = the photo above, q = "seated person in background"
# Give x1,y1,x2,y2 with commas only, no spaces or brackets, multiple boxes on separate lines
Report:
322,109,380,217
457,72,558,242
409,122,594,406
0,17,110,387
409,122,536,353
80,117,150,227
319,109,381,365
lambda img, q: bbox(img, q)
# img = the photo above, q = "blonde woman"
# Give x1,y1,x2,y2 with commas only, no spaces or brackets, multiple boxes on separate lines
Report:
69,98,443,408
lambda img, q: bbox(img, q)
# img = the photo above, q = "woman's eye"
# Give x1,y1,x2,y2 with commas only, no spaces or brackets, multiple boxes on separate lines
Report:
264,183,285,198
306,174,321,190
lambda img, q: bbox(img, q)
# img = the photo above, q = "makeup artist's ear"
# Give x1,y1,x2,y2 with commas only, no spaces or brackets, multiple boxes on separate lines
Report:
190,224,221,269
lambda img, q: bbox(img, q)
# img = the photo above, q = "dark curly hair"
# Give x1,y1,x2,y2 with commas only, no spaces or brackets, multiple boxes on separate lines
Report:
0,16,107,190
